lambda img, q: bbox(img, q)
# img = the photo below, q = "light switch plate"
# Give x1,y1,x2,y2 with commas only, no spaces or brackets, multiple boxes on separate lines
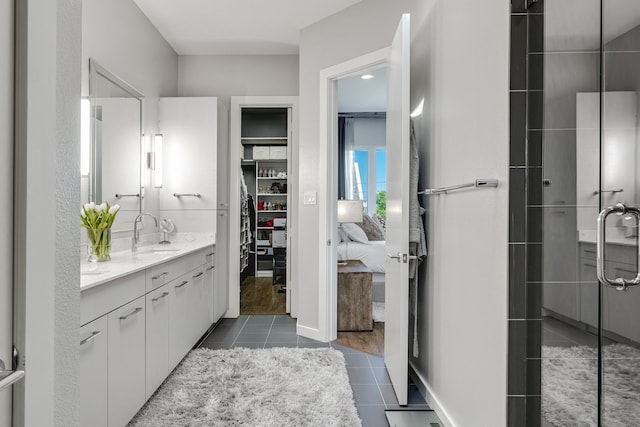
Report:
303,191,317,205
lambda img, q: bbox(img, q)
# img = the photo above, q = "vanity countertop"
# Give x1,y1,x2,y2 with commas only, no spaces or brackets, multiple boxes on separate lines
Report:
578,229,636,247
81,232,215,291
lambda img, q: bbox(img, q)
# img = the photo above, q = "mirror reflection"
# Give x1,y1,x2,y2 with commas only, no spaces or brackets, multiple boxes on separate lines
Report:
540,1,640,425
85,59,143,231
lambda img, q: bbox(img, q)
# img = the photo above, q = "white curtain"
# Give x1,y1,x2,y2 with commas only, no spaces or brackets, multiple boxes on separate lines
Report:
343,117,356,199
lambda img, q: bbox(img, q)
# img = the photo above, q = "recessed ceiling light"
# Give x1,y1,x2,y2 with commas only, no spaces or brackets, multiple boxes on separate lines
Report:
361,74,374,80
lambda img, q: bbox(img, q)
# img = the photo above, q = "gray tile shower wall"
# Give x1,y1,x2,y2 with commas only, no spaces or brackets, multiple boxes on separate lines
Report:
508,0,544,425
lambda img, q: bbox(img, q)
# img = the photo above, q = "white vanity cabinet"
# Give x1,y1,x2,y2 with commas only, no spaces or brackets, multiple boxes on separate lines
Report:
578,241,640,343
79,316,108,427
108,297,146,427
80,242,217,427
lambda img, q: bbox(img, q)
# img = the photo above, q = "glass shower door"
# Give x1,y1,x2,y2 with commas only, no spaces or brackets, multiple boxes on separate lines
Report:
599,1,640,424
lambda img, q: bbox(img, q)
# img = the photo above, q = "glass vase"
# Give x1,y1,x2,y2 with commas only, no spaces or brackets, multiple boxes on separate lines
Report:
87,227,111,262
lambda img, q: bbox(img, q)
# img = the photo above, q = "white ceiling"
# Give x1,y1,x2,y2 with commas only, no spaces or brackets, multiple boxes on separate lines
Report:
337,67,387,113
133,0,363,55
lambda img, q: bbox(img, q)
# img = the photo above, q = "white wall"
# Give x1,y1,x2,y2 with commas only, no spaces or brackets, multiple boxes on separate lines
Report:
298,0,415,334
178,54,299,210
177,55,299,311
299,0,509,425
82,0,178,224
409,1,509,426
13,0,81,425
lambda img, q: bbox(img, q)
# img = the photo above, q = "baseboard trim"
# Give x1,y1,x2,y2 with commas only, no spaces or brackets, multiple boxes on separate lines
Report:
409,361,457,427
296,323,328,342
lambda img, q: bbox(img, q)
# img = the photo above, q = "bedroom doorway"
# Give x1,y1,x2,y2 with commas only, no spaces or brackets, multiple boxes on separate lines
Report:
333,65,388,355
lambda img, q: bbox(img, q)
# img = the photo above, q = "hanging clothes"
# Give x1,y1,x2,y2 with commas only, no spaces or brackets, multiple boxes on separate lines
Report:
408,119,427,358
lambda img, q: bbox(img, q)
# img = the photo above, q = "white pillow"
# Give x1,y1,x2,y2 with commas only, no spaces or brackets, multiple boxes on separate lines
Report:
337,227,348,243
342,222,370,244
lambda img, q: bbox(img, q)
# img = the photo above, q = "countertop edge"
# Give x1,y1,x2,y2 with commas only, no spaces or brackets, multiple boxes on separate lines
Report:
81,237,215,292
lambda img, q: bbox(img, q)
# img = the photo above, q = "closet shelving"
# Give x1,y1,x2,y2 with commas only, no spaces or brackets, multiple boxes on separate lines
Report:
240,108,290,280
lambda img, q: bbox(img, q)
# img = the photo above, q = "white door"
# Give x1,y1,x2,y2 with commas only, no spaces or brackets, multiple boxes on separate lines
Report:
384,13,411,406
0,0,15,424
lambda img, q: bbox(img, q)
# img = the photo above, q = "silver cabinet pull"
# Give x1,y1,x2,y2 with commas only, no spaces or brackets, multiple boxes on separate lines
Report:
152,292,169,302
597,202,640,290
175,280,188,289
206,252,215,257
206,266,215,271
152,272,169,280
119,307,143,320
115,193,140,198
80,330,102,346
193,272,203,279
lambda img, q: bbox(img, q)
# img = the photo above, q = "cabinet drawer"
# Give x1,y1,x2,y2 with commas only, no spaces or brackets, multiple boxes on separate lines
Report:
253,146,270,159
81,271,146,326
146,248,209,292
269,146,287,159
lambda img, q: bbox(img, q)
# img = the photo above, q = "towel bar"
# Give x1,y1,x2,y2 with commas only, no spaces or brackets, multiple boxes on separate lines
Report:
418,179,498,195
173,193,201,198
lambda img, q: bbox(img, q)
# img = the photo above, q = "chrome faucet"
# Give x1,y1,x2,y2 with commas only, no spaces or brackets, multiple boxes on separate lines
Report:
132,212,158,252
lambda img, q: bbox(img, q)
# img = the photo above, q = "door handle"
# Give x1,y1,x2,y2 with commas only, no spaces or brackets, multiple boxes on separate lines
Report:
387,252,402,262
0,346,25,391
597,203,640,290
387,253,418,263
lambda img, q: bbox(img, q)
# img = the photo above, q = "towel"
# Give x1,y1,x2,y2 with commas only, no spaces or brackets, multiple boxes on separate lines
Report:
409,119,427,358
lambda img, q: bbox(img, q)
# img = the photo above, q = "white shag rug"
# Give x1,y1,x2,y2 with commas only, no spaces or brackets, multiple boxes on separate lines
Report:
372,302,385,322
543,344,640,427
128,347,361,427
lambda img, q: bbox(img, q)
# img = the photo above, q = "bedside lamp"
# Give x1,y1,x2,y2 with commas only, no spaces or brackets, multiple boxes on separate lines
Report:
337,200,364,264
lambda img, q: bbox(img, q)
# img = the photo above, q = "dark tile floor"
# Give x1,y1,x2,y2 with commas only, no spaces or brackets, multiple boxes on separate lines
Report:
198,315,432,427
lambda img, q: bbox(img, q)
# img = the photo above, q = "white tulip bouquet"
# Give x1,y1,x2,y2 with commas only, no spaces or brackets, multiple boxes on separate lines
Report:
81,202,120,262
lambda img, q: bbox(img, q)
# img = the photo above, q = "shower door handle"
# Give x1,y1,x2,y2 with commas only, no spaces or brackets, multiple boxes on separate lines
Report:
597,203,640,290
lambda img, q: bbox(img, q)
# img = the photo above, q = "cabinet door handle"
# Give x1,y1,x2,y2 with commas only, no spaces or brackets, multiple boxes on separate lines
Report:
206,266,215,271
193,272,203,279
119,307,143,320
206,252,215,257
175,280,188,289
152,291,170,302
152,272,169,280
80,330,102,346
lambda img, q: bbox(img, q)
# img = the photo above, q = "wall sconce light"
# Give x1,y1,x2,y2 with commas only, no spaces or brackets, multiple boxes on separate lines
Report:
144,134,154,170
81,98,90,176
154,134,163,188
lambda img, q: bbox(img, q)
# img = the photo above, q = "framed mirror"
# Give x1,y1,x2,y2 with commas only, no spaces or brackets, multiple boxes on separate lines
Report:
86,59,143,232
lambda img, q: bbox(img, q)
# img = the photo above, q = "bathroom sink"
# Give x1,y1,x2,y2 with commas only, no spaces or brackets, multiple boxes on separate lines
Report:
135,247,182,256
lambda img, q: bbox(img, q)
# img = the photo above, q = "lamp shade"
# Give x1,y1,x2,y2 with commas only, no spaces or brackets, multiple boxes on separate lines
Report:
337,200,363,223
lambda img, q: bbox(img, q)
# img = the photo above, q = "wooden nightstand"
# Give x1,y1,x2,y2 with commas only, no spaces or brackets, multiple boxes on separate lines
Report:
337,260,373,331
